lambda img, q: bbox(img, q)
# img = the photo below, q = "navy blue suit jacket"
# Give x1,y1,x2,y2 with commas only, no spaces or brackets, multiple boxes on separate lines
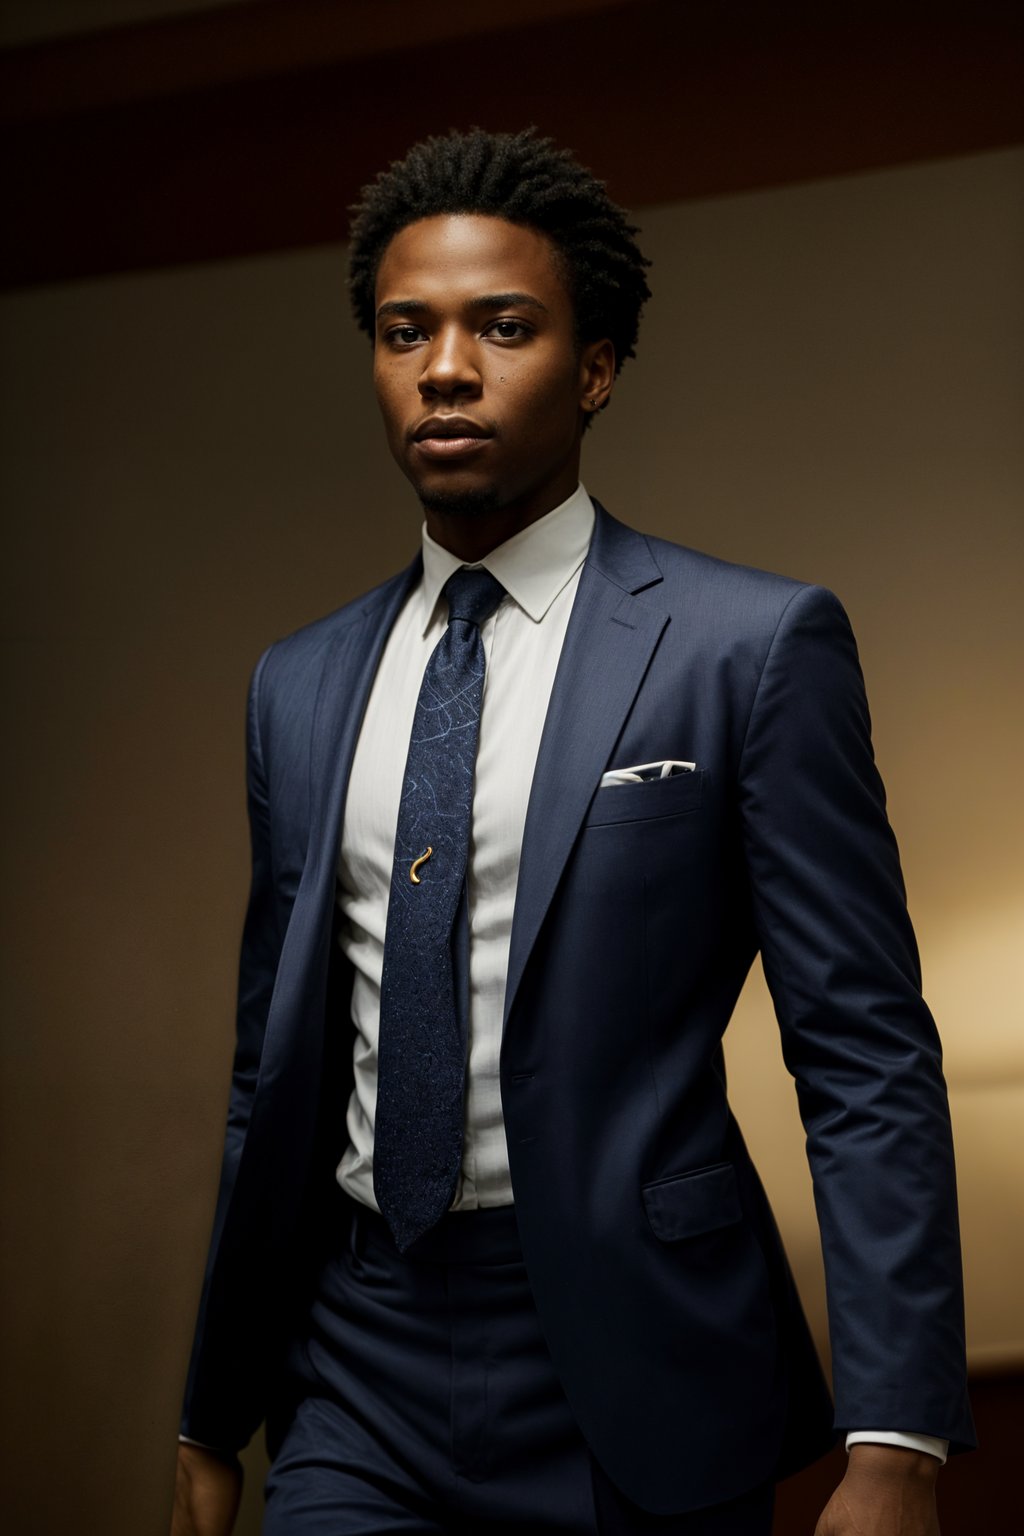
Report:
182,503,973,1513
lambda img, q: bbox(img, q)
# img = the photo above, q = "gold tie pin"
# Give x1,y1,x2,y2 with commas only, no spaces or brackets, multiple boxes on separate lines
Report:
409,847,433,884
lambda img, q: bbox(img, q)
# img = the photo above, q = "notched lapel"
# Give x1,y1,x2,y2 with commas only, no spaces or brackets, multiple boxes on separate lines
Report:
306,563,420,887
504,511,668,1028
256,561,420,1096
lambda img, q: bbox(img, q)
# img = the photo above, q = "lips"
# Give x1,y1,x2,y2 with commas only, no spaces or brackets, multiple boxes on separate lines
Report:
413,415,493,443
412,415,494,462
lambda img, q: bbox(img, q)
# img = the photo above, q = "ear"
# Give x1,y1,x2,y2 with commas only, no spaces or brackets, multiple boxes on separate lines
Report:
578,337,616,416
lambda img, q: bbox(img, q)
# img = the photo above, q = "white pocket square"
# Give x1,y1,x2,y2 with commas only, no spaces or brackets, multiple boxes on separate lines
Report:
600,759,696,787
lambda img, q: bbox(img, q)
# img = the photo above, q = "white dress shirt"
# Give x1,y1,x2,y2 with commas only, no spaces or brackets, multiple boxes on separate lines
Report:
336,482,594,1210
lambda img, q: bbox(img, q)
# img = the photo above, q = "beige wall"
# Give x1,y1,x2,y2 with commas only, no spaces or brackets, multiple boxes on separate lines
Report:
1,146,1020,1532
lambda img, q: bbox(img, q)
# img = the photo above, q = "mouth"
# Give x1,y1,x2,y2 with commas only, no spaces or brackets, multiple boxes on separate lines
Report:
411,416,494,462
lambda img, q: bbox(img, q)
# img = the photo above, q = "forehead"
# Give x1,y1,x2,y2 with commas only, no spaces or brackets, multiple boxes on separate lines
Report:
374,214,568,308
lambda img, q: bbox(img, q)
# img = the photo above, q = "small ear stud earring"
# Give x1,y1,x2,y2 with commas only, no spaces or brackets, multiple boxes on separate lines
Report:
588,397,599,407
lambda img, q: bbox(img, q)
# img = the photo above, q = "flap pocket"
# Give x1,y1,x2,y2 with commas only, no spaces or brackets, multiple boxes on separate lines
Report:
641,1161,742,1242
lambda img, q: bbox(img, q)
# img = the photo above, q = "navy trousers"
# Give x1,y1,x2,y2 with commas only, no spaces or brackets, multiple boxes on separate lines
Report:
264,1191,775,1535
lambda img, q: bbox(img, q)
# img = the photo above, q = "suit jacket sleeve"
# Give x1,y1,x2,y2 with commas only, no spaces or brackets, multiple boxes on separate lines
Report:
180,645,283,1446
737,583,974,1449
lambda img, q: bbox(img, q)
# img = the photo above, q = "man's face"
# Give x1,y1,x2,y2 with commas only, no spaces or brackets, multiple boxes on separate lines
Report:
372,214,611,534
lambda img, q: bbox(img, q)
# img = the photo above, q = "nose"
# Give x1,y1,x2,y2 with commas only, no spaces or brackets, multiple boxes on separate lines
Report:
418,324,481,401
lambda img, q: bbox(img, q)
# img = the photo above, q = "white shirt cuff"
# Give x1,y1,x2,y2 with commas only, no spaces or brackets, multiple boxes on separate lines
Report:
845,1430,948,1463
178,1433,239,1460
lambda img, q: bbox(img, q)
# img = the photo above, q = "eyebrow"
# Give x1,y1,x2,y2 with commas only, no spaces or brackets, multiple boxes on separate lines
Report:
375,292,549,323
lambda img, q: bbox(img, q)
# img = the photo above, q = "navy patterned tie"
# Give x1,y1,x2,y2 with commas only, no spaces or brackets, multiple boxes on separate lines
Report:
373,566,506,1251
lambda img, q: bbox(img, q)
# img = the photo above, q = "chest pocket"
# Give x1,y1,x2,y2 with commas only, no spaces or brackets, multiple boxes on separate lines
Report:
584,767,704,828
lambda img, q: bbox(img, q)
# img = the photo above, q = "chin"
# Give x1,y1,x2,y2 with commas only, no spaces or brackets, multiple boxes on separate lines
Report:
418,485,502,518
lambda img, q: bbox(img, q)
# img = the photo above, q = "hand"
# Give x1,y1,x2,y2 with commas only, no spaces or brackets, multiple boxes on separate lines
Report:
171,1442,243,1536
814,1444,941,1535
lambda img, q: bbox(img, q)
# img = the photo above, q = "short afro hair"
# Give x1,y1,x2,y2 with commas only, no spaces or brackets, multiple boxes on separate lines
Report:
347,127,651,378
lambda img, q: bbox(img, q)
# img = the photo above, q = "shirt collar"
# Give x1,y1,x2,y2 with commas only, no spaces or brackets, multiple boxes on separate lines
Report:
417,483,595,635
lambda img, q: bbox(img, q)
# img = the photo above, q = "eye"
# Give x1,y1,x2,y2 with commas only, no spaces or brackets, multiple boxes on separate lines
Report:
485,318,532,342
385,324,426,347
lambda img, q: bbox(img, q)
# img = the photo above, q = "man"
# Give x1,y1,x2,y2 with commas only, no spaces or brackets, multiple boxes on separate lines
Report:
173,129,973,1535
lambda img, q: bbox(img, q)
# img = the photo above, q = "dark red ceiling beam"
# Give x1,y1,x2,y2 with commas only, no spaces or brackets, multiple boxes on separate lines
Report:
2,0,1021,290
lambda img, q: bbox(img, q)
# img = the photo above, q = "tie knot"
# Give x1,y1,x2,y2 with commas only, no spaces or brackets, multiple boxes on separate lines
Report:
443,567,506,629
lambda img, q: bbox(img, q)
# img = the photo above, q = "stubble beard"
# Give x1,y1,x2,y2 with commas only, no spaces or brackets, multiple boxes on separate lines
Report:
418,484,502,518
